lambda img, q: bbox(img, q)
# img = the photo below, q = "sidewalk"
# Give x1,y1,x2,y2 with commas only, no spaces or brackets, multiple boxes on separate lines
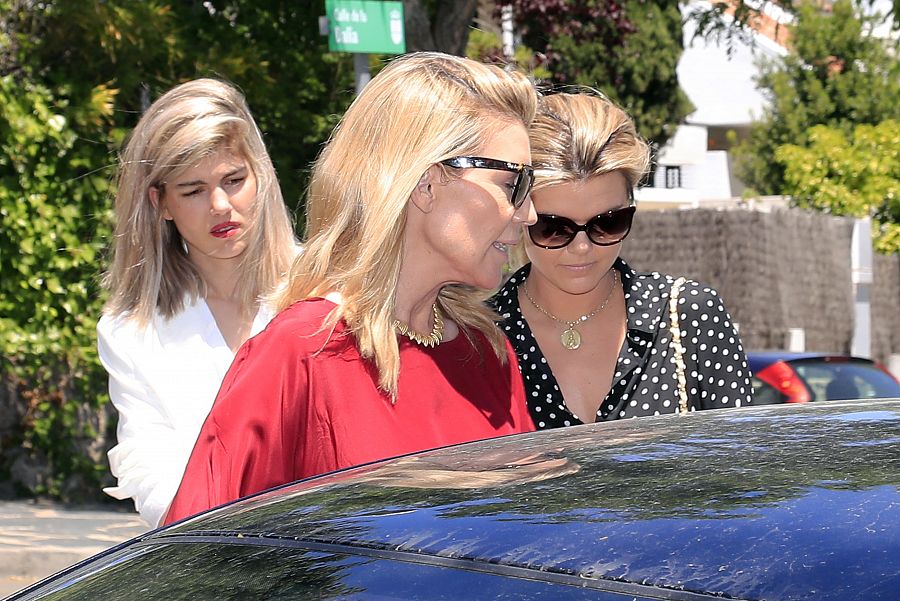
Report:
0,500,148,598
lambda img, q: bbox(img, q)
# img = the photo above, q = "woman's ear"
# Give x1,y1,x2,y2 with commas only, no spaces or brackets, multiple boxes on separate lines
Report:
149,186,173,221
409,166,439,214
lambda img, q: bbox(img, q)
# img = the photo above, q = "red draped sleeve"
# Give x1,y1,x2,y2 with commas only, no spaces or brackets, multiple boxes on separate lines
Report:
163,305,315,524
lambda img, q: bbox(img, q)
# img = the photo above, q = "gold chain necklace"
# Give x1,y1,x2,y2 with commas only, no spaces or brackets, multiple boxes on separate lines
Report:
522,270,618,350
394,303,444,347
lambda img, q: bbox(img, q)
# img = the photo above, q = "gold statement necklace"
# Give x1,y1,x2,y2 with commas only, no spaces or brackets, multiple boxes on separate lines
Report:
394,303,444,347
523,270,618,351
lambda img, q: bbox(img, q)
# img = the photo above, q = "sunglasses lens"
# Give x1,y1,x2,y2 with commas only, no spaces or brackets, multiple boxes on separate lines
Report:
512,168,535,208
529,215,576,248
588,207,635,245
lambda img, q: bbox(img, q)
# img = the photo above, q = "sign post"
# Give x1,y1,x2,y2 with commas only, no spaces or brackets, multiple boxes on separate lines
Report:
324,0,406,94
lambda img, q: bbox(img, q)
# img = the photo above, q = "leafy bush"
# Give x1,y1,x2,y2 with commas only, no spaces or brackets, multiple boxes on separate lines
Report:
735,0,900,195
776,120,900,254
0,75,117,499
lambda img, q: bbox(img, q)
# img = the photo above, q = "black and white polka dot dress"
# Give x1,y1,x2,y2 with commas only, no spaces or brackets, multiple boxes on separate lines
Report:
489,258,753,429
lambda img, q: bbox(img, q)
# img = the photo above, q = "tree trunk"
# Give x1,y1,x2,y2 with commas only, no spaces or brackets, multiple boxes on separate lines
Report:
403,0,479,55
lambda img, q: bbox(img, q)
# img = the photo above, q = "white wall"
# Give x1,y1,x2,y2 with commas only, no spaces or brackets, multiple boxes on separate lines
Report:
678,0,787,128
683,151,733,200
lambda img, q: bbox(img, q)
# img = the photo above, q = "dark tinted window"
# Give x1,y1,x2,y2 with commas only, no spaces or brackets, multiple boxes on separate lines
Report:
750,376,789,405
791,360,900,401
23,542,664,601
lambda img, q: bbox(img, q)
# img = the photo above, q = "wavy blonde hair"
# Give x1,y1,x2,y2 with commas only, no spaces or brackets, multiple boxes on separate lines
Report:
530,90,650,192
103,78,297,325
277,52,537,396
508,90,651,268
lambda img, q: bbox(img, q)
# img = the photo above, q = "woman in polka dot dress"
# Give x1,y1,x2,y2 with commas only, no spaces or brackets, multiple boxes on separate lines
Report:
490,92,752,428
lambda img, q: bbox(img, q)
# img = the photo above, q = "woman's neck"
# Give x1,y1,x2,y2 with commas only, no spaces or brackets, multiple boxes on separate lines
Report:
523,266,619,322
195,259,256,352
394,277,443,335
394,239,448,334
190,254,243,303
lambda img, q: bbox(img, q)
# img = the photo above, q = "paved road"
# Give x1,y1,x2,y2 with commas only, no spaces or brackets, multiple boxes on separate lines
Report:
0,500,148,598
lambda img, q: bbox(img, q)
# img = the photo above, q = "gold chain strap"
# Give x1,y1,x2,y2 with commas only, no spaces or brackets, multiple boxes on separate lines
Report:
668,277,689,414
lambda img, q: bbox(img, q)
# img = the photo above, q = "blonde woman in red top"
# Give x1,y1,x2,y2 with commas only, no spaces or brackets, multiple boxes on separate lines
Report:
165,53,538,524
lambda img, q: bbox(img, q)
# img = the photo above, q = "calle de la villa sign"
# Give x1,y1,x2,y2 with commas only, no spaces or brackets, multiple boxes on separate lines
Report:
325,0,406,55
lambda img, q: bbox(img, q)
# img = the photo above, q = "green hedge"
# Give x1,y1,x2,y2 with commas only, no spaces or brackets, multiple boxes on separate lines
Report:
0,75,117,499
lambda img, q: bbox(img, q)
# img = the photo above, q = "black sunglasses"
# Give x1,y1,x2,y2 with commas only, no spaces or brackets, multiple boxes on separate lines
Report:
440,156,535,209
528,206,636,249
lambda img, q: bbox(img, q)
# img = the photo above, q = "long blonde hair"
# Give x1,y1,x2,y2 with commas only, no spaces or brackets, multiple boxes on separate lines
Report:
103,78,297,325
531,91,650,193
277,52,538,396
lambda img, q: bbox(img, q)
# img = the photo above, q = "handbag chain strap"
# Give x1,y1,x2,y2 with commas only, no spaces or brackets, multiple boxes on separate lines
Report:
668,277,689,414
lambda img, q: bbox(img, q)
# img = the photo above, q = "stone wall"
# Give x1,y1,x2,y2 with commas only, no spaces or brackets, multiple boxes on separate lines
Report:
872,253,900,365
621,207,897,363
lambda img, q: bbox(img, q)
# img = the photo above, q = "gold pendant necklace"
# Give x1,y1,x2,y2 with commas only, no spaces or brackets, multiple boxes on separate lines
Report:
394,303,444,347
522,270,618,350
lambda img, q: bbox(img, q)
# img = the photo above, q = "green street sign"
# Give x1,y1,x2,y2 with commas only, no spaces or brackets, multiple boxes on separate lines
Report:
326,0,406,54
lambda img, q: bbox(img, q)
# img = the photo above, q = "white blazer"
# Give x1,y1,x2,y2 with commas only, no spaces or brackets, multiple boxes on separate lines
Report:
97,297,274,527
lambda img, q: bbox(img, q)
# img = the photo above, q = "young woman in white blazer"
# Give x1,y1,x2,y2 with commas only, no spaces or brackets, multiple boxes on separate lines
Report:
97,78,298,526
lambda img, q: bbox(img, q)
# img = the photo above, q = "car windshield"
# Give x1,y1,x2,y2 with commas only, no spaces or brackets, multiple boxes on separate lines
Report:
790,359,900,401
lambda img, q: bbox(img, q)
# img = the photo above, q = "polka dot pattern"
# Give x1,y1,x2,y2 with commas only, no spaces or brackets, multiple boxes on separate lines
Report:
489,259,753,429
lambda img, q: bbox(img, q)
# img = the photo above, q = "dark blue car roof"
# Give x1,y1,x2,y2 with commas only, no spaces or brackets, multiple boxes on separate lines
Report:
12,401,900,601
140,399,900,601
746,351,864,374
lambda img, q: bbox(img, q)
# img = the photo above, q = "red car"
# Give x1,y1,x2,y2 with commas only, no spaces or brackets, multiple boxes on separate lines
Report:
748,352,900,404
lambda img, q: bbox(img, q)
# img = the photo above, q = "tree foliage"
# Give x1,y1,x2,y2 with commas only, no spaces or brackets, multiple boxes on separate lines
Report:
17,1,356,211
734,0,900,195
0,73,116,497
506,0,693,148
776,121,900,253
464,28,552,80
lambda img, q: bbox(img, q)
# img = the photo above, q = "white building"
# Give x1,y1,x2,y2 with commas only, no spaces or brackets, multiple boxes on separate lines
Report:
637,1,790,210
638,0,896,210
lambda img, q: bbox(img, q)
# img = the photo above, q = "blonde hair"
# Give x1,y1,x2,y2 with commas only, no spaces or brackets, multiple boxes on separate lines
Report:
507,91,650,268
103,78,297,325
277,52,538,396
530,90,650,193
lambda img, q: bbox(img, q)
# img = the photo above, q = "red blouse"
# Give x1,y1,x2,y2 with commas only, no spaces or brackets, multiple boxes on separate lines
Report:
163,298,534,525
